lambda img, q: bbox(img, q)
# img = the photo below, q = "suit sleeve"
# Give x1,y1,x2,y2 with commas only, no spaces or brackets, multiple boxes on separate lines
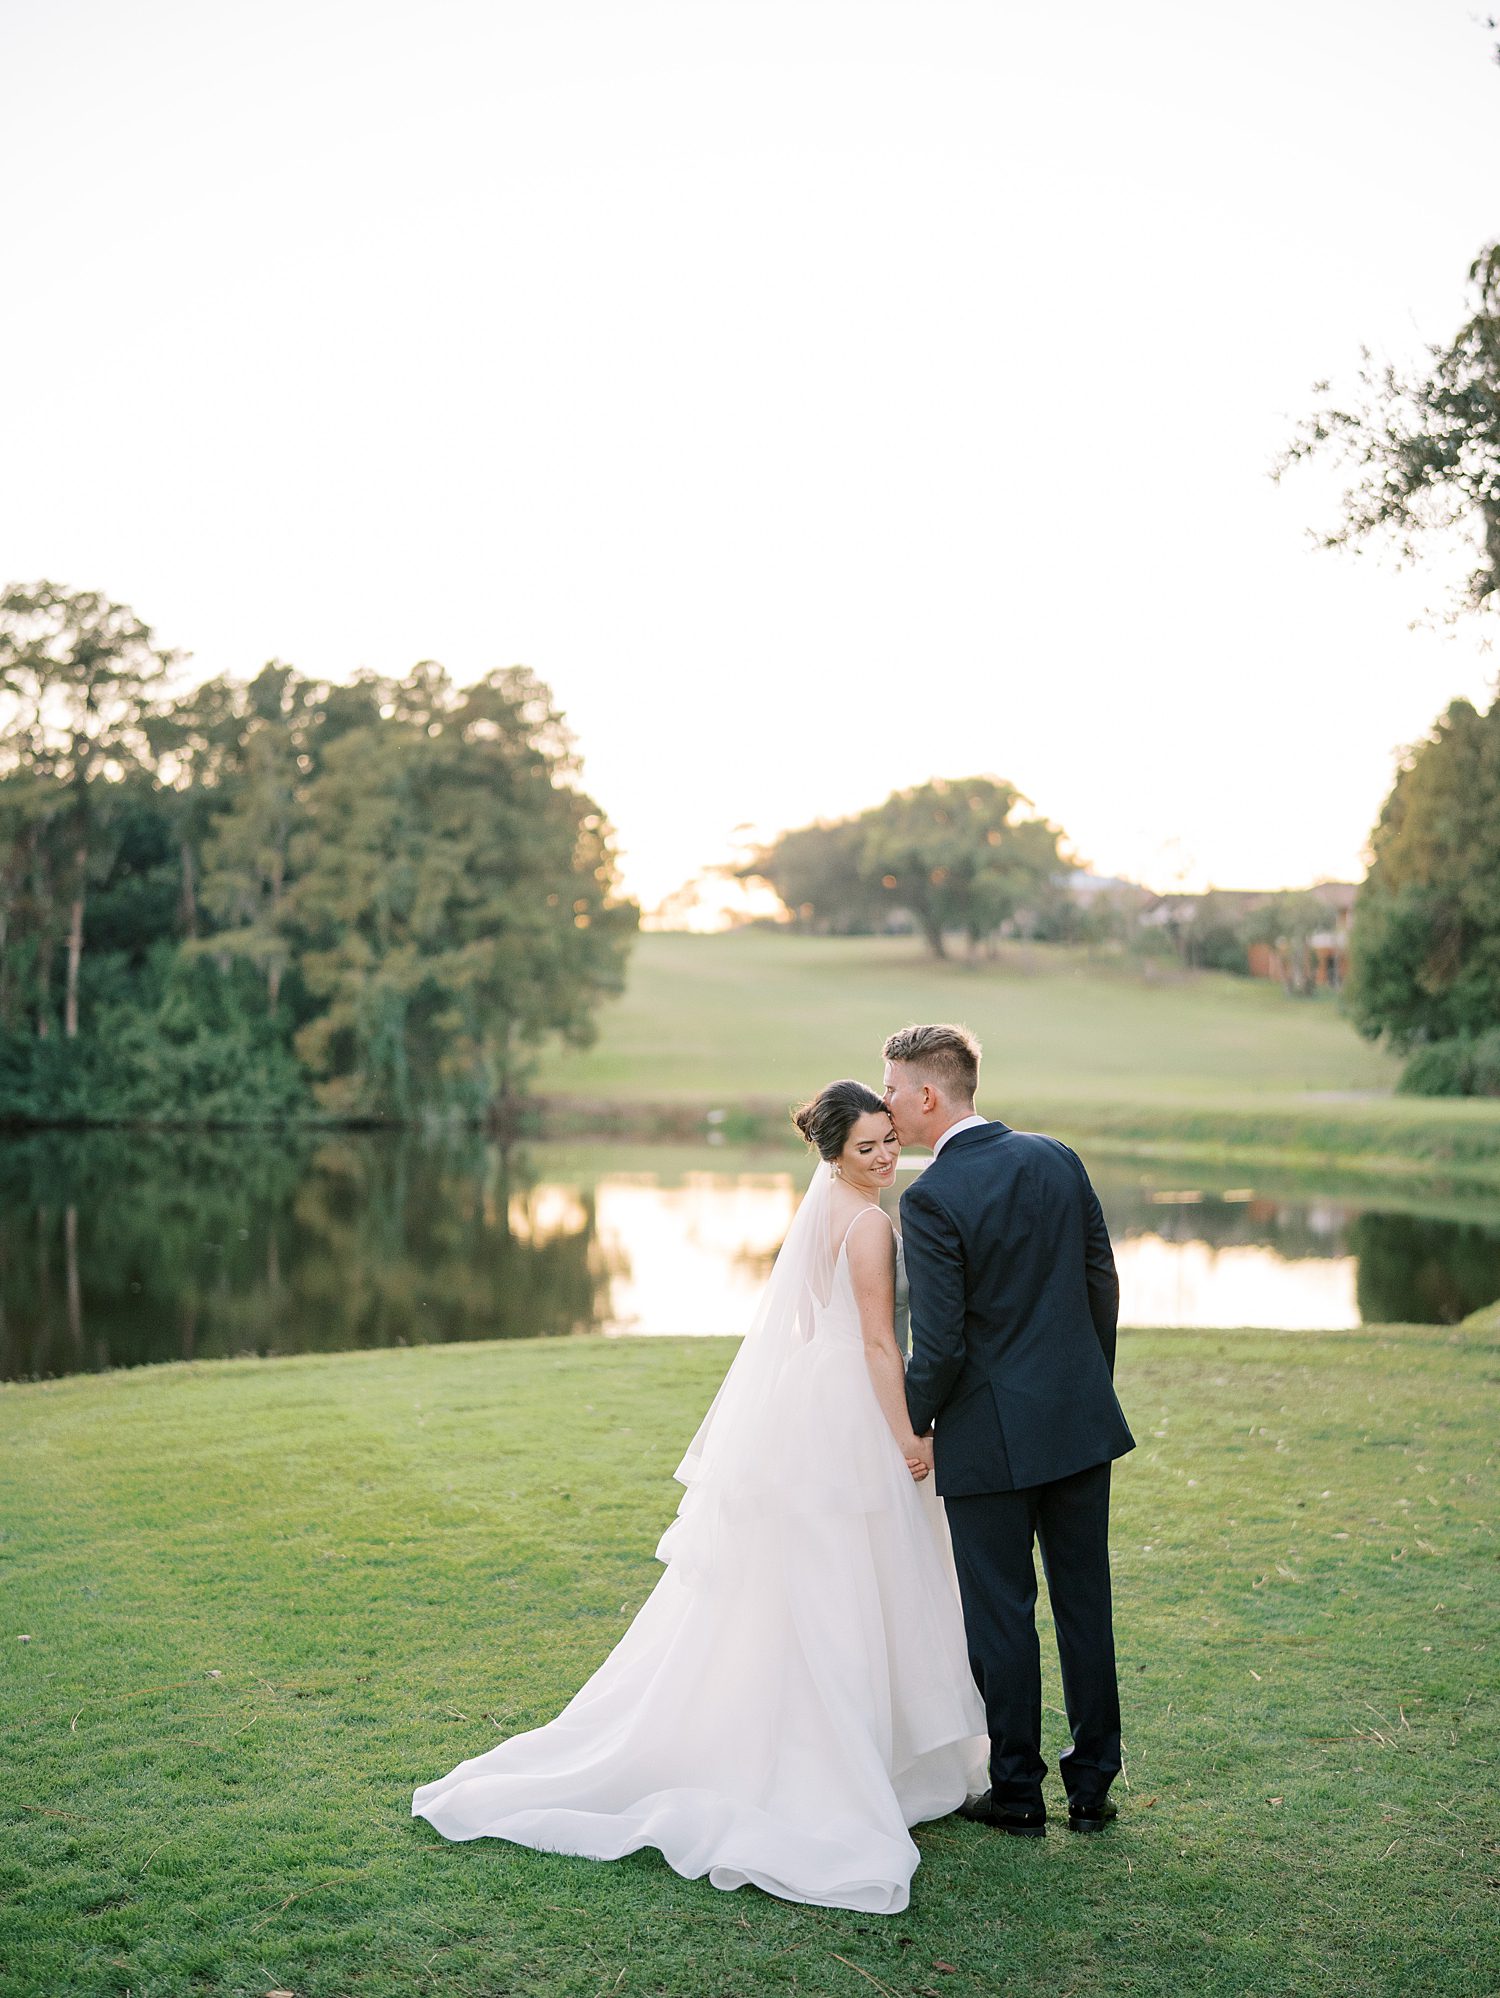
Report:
901,1180,968,1434
1076,1158,1120,1375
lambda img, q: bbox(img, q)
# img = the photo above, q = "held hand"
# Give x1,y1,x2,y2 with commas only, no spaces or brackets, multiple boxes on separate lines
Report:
905,1433,935,1481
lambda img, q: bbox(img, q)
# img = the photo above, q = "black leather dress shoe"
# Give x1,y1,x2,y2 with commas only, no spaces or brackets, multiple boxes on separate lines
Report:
1066,1800,1118,1834
956,1790,1047,1836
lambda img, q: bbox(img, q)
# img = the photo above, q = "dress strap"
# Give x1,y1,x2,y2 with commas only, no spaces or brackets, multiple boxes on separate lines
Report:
836,1204,896,1259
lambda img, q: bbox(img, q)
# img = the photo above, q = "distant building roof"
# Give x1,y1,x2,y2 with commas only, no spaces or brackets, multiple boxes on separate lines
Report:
1309,880,1359,911
1059,870,1140,899
1059,873,1360,916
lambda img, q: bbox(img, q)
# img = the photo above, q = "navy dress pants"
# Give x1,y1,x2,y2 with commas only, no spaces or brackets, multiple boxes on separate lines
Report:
943,1460,1121,1813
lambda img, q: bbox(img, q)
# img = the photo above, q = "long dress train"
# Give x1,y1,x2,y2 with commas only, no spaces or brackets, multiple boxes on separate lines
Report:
412,1172,987,1915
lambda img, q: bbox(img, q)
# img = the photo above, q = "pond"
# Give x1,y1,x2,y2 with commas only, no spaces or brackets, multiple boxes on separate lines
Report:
2,1128,1497,1380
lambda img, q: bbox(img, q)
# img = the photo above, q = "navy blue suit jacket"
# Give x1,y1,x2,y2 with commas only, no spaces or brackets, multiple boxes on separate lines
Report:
901,1122,1134,1495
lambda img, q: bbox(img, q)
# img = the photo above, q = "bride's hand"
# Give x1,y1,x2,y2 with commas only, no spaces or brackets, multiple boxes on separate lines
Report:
905,1434,935,1481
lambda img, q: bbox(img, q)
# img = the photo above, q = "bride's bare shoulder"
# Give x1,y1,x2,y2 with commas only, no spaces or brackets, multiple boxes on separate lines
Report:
833,1196,896,1264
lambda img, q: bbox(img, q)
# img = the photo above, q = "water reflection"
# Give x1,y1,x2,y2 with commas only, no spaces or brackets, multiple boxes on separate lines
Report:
0,1128,615,1380
1113,1235,1358,1330
596,1178,796,1336
1109,1176,1500,1327
1350,1210,1500,1326
0,1130,1496,1379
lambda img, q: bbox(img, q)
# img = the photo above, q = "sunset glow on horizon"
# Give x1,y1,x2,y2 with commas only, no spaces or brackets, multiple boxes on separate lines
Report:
4,0,1496,918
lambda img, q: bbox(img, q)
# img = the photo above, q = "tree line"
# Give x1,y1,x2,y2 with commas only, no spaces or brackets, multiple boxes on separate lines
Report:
0,582,637,1124
1348,691,1500,1098
1283,221,1500,1096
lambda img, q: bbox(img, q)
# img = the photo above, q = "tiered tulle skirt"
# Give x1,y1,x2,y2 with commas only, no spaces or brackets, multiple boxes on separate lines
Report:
413,1331,987,1913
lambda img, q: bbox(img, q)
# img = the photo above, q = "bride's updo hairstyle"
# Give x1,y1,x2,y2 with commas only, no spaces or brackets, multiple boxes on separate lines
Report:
791,1079,887,1161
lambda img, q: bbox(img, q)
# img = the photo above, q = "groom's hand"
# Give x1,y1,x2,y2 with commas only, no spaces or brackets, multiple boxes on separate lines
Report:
905,1434,935,1481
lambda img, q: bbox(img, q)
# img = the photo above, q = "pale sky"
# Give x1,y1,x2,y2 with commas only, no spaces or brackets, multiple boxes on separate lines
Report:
3,0,1496,914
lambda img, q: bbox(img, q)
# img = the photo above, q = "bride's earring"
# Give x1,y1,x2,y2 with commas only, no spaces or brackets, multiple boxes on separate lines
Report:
831,1161,843,1179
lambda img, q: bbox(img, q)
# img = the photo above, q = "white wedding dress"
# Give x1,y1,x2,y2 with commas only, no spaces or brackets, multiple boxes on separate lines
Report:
412,1165,987,1915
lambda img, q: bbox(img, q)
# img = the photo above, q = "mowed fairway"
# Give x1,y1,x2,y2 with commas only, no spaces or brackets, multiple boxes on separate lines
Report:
535,931,1397,1106
532,931,1500,1184
3,1327,1496,1998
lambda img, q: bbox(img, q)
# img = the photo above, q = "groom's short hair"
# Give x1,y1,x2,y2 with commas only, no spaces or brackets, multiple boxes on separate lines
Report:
882,1023,981,1103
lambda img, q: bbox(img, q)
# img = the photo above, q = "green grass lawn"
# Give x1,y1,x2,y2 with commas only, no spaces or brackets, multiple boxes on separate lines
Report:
3,1329,1497,1997
531,933,1500,1186
539,933,1401,1106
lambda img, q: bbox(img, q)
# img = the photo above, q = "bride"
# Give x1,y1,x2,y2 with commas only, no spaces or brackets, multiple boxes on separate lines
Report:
412,1080,987,1915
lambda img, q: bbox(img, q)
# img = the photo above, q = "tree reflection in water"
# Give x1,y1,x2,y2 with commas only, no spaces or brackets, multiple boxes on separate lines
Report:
1350,1210,1500,1325
1,1134,1496,1380
0,1129,615,1381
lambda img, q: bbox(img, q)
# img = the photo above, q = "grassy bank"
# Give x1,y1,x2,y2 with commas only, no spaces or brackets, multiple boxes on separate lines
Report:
3,1329,1497,1997
530,932,1500,1187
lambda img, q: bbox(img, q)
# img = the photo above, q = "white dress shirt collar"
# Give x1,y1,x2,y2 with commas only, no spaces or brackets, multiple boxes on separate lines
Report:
931,1113,988,1156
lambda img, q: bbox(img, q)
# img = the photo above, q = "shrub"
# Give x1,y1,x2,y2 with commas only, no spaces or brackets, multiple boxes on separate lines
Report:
1397,1027,1500,1098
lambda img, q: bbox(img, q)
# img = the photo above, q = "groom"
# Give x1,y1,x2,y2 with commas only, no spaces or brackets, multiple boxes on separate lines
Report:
882,1022,1134,1836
